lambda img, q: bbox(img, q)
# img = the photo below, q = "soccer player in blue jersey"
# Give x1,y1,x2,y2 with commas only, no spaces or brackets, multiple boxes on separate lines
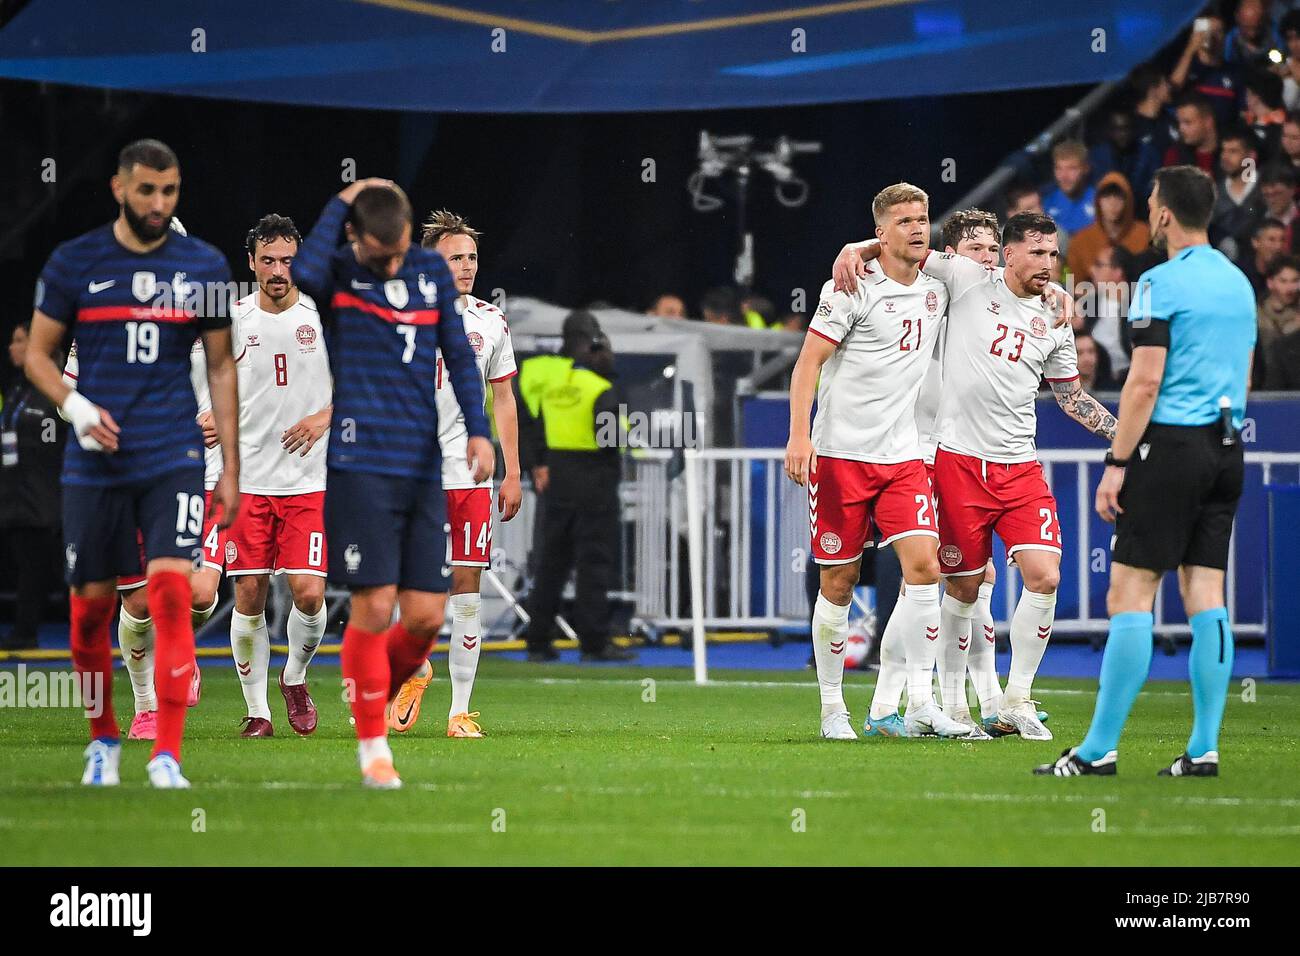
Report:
292,178,492,789
23,139,241,788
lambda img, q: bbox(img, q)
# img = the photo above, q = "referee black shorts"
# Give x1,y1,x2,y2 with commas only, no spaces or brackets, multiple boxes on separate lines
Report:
1113,423,1244,573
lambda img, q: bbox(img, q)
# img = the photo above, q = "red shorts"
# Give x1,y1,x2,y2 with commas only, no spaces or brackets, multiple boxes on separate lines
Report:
809,456,938,565
117,490,225,588
225,491,327,577
199,490,228,574
932,448,1062,576
445,487,492,567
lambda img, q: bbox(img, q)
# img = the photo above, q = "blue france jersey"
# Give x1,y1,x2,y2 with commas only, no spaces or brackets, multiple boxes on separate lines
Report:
35,224,232,486
1129,245,1257,429
292,197,488,478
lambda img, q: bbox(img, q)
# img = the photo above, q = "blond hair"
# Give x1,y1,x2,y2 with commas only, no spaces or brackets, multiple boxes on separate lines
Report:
1052,139,1088,164
872,182,929,226
420,209,482,249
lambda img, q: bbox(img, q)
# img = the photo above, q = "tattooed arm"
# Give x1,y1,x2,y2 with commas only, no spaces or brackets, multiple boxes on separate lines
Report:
1051,377,1118,441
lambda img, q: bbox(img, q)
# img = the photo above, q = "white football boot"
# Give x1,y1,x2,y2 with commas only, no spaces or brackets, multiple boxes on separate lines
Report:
146,753,192,789
904,701,972,738
81,739,121,786
949,710,994,740
996,699,1053,740
820,710,858,740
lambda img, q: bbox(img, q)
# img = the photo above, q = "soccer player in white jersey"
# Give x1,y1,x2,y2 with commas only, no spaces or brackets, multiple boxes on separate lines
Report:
388,210,522,738
220,214,332,737
838,212,1116,740
786,183,969,741
858,210,1006,739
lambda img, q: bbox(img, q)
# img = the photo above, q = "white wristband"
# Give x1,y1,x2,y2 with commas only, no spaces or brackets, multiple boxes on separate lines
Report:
60,390,105,451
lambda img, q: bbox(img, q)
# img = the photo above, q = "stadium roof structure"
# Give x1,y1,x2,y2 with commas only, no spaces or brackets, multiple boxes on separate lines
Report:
0,0,1206,113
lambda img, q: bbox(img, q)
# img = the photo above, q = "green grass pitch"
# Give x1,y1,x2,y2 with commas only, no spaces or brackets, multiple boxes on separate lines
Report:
2,661,1298,865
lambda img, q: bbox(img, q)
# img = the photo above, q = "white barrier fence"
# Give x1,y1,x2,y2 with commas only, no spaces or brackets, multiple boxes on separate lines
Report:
662,448,1300,684
283,447,1297,677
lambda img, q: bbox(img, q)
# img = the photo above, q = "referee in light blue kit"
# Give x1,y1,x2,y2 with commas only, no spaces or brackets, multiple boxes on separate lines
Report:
1037,165,1257,778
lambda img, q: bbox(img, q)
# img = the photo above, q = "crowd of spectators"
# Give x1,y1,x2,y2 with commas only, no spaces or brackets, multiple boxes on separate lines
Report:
638,5,1300,390
646,286,806,331
1011,1,1300,390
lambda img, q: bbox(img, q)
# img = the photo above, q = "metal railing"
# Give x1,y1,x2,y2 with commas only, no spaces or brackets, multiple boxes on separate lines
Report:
673,447,1300,684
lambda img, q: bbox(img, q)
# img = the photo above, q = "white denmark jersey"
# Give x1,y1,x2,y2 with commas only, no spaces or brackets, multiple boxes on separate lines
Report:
63,339,224,489
808,272,949,464
436,296,517,489
914,327,946,465
921,253,1079,464
231,291,331,494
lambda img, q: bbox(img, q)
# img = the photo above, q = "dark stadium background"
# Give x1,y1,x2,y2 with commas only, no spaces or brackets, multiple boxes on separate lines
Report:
0,80,1085,345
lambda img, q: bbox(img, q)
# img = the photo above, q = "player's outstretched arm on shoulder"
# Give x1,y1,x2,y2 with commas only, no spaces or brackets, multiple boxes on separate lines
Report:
1051,377,1117,441
832,238,879,293
1042,282,1077,329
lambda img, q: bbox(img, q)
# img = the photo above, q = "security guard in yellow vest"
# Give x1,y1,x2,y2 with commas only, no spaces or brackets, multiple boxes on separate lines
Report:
521,311,633,662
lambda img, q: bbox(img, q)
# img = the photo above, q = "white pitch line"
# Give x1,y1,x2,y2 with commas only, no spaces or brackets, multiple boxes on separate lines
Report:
519,676,1201,698
922,791,1300,808
1086,825,1300,837
13,780,1292,809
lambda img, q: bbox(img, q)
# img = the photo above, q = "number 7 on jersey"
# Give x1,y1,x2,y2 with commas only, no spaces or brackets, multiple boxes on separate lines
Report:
397,325,417,364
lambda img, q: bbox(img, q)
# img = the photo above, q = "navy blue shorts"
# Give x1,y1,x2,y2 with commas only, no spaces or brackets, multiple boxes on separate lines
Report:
324,468,449,592
62,466,206,586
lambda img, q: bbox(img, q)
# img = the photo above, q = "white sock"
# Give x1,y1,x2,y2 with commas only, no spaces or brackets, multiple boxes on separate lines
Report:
118,606,156,713
230,610,271,720
938,592,975,717
283,603,326,686
448,592,483,717
969,581,1003,718
869,601,909,720
899,582,941,709
191,596,218,630
358,735,392,769
1005,587,1057,706
811,591,851,718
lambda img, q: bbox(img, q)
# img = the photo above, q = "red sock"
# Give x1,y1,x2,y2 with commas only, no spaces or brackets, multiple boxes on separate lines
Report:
148,571,194,761
69,594,118,741
342,623,389,739
385,621,435,699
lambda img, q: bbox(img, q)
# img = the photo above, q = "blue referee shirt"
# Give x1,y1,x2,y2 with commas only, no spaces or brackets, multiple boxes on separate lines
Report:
1128,244,1257,430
